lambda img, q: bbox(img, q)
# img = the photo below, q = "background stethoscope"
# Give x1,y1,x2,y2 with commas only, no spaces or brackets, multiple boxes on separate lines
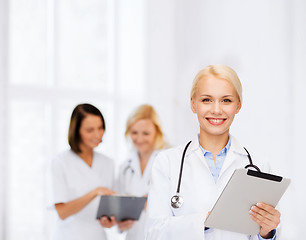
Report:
123,159,151,185
171,141,261,209
123,159,135,176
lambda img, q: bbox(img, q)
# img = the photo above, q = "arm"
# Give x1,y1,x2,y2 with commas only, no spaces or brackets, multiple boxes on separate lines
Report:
55,187,115,220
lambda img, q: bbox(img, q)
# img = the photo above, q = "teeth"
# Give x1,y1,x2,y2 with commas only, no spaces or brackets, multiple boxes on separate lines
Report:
209,119,223,123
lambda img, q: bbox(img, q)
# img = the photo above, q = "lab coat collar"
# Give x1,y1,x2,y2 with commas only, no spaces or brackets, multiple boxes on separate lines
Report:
184,134,248,176
129,149,158,177
185,134,247,156
220,135,248,177
184,135,209,171
229,135,248,156
185,135,201,156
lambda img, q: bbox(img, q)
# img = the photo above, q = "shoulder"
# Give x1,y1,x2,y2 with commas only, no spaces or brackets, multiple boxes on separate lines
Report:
156,145,183,160
230,135,271,172
152,144,186,171
94,151,114,167
50,149,76,174
52,149,76,165
94,151,112,160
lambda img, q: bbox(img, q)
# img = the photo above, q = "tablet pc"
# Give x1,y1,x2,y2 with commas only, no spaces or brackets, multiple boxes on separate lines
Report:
204,168,290,235
96,195,147,221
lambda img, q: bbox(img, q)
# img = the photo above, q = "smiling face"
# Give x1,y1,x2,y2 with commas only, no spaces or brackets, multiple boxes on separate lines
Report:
129,119,157,155
79,114,105,151
191,75,241,139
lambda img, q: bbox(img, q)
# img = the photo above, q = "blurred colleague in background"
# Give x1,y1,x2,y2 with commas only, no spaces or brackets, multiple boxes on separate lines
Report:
115,104,168,240
48,103,116,240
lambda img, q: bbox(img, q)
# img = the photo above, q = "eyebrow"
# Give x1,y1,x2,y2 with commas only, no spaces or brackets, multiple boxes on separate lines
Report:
200,94,234,98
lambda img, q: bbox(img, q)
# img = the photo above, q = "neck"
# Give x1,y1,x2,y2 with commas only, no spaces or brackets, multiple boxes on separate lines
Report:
138,149,154,175
199,131,229,160
138,150,154,162
78,145,94,167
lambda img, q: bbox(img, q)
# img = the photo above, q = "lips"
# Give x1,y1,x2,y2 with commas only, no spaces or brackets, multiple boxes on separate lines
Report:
206,118,226,126
91,139,101,145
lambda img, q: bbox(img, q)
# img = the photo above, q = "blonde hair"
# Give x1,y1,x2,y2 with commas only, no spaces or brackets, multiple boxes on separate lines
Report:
190,64,242,104
125,104,167,150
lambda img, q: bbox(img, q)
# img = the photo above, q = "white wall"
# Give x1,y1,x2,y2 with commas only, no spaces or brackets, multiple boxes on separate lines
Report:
145,0,305,238
0,0,8,238
0,0,305,239
291,0,306,232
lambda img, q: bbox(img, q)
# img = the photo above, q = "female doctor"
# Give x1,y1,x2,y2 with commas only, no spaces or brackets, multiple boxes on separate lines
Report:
48,104,116,240
146,65,281,240
116,104,168,240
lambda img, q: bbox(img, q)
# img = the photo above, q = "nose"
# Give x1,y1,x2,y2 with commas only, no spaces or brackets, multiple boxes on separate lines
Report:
95,129,104,138
135,134,144,143
211,101,222,114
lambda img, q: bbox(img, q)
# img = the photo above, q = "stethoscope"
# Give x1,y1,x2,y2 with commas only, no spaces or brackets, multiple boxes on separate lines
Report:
123,159,135,176
170,140,261,209
123,159,151,185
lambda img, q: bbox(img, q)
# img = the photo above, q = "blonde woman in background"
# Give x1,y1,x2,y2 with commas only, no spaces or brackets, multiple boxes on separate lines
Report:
115,104,168,240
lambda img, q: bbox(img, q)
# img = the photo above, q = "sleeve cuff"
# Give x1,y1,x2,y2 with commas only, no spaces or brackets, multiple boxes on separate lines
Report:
257,229,276,240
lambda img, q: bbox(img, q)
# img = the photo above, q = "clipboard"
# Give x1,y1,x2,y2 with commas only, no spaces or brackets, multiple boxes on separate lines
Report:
204,168,290,235
96,195,147,221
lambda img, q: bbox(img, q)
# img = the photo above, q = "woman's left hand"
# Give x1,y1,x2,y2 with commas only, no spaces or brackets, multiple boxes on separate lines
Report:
118,220,135,231
98,216,116,228
249,202,280,238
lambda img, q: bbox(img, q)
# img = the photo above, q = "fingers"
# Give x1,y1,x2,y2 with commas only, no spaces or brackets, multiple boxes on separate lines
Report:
255,203,280,218
99,216,117,228
96,187,116,196
118,220,135,230
249,202,280,236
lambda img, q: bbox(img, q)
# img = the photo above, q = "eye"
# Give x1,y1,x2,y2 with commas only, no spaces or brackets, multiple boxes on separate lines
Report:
202,98,211,102
223,99,232,103
86,128,94,133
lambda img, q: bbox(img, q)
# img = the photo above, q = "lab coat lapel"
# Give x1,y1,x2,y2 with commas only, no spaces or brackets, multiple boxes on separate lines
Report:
142,150,158,179
219,135,247,178
186,135,211,171
130,150,141,177
219,149,235,178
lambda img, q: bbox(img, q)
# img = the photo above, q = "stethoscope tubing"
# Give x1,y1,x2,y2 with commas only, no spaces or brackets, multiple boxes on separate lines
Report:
176,140,192,194
171,141,261,209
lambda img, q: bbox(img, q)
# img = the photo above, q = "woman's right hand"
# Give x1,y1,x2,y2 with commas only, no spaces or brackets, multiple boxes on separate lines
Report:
99,216,117,228
95,187,115,196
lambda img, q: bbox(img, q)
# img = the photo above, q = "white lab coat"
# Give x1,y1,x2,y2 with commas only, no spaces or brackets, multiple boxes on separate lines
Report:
116,150,158,240
48,150,114,240
146,135,276,240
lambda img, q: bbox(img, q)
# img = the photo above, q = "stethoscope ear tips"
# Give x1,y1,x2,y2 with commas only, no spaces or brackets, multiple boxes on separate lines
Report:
171,195,184,208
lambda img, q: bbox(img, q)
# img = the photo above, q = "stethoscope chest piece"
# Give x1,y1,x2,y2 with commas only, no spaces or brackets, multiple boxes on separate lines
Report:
171,194,184,208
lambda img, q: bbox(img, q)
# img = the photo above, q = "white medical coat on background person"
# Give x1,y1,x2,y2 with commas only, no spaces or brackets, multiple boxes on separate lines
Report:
48,150,114,240
146,134,277,240
115,150,158,240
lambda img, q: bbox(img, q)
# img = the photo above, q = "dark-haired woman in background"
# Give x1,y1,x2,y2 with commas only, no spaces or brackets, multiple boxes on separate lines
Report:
48,103,116,240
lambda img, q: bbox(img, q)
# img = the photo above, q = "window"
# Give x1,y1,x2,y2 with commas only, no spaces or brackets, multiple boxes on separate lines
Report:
5,0,133,239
